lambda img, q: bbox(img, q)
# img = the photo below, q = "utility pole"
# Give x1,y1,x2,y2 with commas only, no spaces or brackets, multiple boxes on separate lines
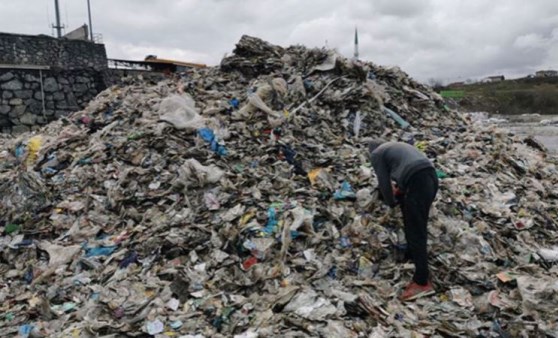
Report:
87,0,94,41
353,27,359,61
53,0,64,38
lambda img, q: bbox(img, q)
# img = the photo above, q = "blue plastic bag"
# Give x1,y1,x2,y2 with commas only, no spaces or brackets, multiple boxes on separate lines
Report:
198,128,228,156
85,246,117,257
334,181,356,200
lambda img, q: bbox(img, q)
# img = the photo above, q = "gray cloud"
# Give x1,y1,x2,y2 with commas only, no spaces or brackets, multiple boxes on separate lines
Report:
0,0,557,83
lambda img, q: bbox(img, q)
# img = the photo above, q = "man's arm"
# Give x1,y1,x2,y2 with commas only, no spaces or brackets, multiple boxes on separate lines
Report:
371,153,397,207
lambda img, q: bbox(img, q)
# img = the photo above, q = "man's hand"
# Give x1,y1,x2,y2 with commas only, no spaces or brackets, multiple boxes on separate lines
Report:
392,184,404,197
392,184,404,206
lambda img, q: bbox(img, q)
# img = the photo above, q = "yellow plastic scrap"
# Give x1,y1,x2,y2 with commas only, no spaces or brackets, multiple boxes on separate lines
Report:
308,168,322,185
25,135,43,167
438,293,449,302
239,210,256,226
415,141,428,152
517,208,528,217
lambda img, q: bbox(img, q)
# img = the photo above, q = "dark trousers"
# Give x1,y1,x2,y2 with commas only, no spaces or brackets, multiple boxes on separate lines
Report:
400,168,438,285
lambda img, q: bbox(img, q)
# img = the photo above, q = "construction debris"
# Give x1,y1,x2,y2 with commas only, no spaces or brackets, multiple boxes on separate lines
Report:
1,35,557,337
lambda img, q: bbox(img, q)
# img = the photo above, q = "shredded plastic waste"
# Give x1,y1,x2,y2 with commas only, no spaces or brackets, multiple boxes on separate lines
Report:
0,35,557,337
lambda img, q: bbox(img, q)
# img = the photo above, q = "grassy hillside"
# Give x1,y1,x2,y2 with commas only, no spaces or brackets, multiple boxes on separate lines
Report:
440,77,558,115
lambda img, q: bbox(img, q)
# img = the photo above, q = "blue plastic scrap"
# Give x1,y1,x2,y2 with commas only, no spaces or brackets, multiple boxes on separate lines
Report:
119,251,138,268
15,144,26,158
42,167,58,175
24,267,33,284
198,128,228,156
401,132,415,145
492,320,512,338
262,207,278,235
334,181,356,200
280,145,297,164
19,324,34,338
15,239,34,248
170,320,184,329
340,236,351,248
327,266,337,279
229,98,240,109
85,246,117,257
279,144,307,175
303,79,313,90
90,292,100,300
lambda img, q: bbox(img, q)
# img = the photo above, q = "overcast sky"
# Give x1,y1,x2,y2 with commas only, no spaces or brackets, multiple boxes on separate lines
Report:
1,0,557,83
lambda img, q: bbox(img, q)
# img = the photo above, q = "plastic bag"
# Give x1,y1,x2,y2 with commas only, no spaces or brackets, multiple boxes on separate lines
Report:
159,94,206,130
353,111,362,138
283,289,336,320
198,128,228,156
310,51,338,72
516,275,558,314
15,135,43,168
247,91,279,117
538,247,558,262
177,159,225,187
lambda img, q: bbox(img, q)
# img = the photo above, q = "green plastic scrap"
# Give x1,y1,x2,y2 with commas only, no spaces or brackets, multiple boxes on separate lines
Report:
222,306,235,319
5,224,21,235
382,106,411,129
62,302,77,312
127,132,144,140
436,169,448,179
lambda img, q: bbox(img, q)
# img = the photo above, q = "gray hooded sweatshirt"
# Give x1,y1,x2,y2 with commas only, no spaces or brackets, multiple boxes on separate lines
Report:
370,142,434,207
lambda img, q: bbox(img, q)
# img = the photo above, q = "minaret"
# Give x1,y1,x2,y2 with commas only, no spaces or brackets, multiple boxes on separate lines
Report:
353,27,359,60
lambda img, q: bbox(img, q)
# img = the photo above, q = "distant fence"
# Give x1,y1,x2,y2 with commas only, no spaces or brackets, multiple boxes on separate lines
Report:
440,90,465,99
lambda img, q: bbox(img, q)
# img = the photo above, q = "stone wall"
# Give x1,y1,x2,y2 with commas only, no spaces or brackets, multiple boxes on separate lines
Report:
0,32,107,70
0,69,105,133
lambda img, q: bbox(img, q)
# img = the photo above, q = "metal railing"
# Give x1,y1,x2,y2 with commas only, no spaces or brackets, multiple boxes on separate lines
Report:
93,33,103,44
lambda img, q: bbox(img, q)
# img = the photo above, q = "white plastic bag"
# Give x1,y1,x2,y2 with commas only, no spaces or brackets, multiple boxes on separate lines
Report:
177,159,224,187
159,94,205,130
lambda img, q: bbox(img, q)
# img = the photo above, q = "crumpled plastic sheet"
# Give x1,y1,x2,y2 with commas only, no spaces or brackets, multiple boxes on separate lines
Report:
159,93,207,130
0,35,557,337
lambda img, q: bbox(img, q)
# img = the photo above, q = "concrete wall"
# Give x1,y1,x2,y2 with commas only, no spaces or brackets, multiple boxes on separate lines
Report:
0,32,107,70
0,68,105,133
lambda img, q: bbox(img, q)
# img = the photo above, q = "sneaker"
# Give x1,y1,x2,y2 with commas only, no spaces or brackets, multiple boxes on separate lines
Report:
400,281,435,301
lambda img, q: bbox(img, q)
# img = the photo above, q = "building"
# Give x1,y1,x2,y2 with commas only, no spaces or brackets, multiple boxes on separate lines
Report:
63,24,89,41
109,56,206,74
535,70,558,78
144,55,206,73
447,81,465,88
483,75,505,83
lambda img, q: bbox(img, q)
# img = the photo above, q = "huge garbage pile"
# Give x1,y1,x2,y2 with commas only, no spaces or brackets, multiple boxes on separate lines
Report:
1,36,558,337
